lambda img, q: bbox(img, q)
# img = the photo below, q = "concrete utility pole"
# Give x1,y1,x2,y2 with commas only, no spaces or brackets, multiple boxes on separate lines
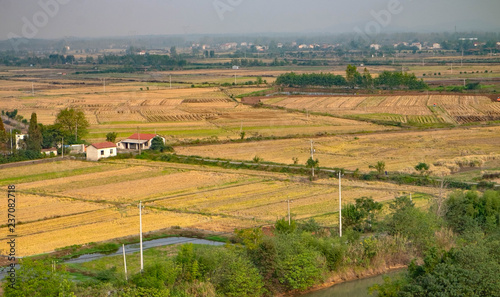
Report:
286,199,293,226
339,171,342,237
103,77,106,93
32,82,34,96
310,140,315,178
137,127,141,155
170,75,172,89
61,137,64,158
139,201,144,272
122,244,128,281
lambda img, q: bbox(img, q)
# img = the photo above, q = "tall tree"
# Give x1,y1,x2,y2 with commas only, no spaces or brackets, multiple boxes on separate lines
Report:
0,116,7,150
55,108,89,143
26,113,42,152
346,64,361,88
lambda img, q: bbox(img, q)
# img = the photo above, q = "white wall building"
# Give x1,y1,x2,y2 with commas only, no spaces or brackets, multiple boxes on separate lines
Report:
86,142,117,161
117,133,165,150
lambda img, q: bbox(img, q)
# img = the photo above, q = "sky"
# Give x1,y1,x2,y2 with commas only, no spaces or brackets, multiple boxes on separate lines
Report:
1,0,499,40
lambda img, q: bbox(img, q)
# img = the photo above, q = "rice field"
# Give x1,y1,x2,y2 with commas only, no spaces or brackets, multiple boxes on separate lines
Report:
0,159,440,256
176,126,500,173
261,95,500,125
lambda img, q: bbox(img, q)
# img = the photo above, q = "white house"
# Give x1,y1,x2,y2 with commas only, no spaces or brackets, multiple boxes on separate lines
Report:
15,134,26,149
117,133,165,150
86,142,117,161
370,44,381,51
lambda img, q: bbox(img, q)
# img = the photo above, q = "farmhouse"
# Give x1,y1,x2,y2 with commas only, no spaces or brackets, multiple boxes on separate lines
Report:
117,133,165,150
86,142,117,161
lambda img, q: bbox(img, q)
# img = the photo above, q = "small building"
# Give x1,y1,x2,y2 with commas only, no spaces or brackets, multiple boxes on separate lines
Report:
117,133,165,150
15,134,26,150
41,148,58,156
370,44,381,51
86,142,117,161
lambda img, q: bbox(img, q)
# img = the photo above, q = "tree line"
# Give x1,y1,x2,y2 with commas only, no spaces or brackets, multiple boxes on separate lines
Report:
275,65,428,90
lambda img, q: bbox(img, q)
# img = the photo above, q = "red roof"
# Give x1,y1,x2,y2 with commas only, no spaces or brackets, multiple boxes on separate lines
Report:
126,133,157,141
90,142,117,149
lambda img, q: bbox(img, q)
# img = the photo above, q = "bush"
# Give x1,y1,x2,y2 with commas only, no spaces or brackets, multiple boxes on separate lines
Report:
131,262,178,290
195,246,264,297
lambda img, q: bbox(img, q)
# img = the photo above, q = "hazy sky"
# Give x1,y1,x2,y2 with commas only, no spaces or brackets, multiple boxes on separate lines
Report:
1,0,499,40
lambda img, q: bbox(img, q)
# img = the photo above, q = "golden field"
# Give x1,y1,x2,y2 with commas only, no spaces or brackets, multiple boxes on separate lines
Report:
0,159,441,256
262,95,500,124
175,126,500,173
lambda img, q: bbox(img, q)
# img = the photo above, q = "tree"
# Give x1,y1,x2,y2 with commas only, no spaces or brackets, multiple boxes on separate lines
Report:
55,108,89,143
26,113,42,153
170,46,177,57
369,161,386,176
346,64,361,88
0,115,7,145
3,259,75,297
306,157,319,179
150,136,169,152
106,132,118,143
415,162,430,175
361,68,374,89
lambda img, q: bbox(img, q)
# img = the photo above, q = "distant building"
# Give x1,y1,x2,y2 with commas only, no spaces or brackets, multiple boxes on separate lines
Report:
412,43,422,50
232,65,240,70
117,133,165,150
86,142,117,161
433,43,441,49
370,44,381,51
15,134,26,150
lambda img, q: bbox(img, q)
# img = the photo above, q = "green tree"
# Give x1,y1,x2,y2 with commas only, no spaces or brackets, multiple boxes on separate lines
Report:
55,108,89,143
361,68,374,89
306,157,319,178
106,132,118,143
0,115,7,145
369,161,386,176
26,113,42,153
415,162,430,175
3,259,76,297
346,64,361,88
170,46,177,57
150,136,170,152
275,218,297,234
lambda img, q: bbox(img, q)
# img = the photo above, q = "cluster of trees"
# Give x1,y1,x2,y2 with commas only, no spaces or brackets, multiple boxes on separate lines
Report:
372,190,500,296
0,108,89,163
275,65,428,90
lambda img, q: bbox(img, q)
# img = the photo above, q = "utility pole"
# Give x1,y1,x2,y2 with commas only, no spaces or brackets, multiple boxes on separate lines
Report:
339,172,342,237
61,137,64,158
310,140,315,178
103,77,106,93
10,129,13,152
139,201,144,273
169,75,172,89
234,73,237,85
137,127,141,155
32,82,34,96
75,121,78,142
286,199,293,226
122,244,128,281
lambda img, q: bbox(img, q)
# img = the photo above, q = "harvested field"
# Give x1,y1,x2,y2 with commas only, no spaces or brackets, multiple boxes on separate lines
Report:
0,159,442,256
176,126,500,173
261,95,500,124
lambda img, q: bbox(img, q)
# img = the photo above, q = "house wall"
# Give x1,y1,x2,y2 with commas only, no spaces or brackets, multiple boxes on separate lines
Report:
86,146,117,161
